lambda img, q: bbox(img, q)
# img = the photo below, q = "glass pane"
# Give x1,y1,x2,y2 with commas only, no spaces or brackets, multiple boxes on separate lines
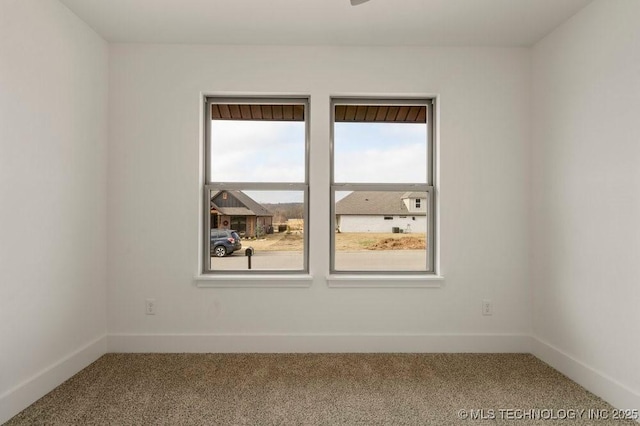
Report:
334,191,427,271
209,189,305,271
334,120,427,184
210,119,305,183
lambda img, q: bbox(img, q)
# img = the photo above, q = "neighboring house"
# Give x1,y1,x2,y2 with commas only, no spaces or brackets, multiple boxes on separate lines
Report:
335,191,427,233
211,190,273,237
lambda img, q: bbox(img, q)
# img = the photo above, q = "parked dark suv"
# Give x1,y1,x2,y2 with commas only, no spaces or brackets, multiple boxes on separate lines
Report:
210,229,242,257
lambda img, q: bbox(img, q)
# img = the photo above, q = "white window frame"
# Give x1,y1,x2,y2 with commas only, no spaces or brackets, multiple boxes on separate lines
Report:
202,96,310,275
330,97,436,275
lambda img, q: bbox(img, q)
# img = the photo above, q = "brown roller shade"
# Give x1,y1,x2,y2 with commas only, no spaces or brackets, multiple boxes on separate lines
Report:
211,104,305,121
211,103,426,123
335,105,426,123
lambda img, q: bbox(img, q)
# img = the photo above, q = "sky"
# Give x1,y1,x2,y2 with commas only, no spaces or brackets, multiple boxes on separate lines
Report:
334,122,427,183
210,119,427,203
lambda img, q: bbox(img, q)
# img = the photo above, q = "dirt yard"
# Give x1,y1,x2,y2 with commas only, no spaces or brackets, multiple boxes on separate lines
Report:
244,232,425,252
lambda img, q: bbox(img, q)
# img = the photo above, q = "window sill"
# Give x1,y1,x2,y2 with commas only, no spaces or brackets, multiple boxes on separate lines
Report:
194,274,313,288
326,274,444,288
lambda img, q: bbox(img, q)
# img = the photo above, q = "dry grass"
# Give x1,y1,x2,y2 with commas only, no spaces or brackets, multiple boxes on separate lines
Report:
367,236,425,250
245,232,425,252
336,233,426,251
245,232,304,251
287,219,304,231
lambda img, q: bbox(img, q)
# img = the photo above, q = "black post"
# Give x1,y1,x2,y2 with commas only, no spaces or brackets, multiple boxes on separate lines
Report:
245,247,254,270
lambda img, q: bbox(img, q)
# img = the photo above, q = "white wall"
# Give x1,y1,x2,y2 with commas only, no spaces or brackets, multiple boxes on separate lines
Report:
531,0,640,409
338,215,426,233
108,45,531,347
0,0,108,421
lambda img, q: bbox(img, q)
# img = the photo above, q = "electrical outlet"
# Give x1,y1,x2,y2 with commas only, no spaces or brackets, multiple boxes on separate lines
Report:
482,299,493,316
145,298,156,315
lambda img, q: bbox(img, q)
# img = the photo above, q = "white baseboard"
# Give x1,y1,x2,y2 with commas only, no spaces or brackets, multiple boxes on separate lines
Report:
0,335,107,424
532,336,640,413
107,333,532,353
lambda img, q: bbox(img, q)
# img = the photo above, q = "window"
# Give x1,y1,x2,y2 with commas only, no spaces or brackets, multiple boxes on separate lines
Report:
331,98,435,273
203,97,309,273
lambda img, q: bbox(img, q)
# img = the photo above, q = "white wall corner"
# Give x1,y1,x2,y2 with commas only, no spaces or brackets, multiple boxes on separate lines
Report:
532,336,640,412
0,335,107,424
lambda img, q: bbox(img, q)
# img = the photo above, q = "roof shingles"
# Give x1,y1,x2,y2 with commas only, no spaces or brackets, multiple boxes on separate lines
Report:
210,190,272,216
335,191,427,216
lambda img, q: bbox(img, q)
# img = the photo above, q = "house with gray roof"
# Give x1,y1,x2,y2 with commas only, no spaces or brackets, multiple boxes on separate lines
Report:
335,191,427,233
210,190,273,237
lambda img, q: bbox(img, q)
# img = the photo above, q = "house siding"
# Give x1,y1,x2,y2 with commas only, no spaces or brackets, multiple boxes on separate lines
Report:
337,215,427,233
256,216,273,234
213,191,244,208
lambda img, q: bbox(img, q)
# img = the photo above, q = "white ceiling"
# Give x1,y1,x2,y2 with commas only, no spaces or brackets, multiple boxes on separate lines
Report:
58,0,593,47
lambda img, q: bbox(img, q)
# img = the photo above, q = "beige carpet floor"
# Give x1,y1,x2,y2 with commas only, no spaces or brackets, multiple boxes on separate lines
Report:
5,353,634,425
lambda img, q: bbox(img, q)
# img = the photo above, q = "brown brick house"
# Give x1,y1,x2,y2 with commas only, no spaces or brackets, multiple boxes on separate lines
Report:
210,190,273,237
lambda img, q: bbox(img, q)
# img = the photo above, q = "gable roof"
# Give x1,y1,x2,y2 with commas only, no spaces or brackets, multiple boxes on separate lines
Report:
336,191,427,216
210,190,272,217
402,192,425,199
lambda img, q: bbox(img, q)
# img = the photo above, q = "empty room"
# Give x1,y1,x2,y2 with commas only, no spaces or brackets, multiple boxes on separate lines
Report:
1,0,639,424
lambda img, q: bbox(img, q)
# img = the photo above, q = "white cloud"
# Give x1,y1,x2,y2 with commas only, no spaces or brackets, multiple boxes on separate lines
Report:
335,143,427,183
210,120,305,182
334,122,427,183
209,120,427,203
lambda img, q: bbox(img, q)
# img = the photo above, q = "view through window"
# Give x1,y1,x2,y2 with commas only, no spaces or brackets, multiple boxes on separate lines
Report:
331,99,434,273
204,98,308,273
